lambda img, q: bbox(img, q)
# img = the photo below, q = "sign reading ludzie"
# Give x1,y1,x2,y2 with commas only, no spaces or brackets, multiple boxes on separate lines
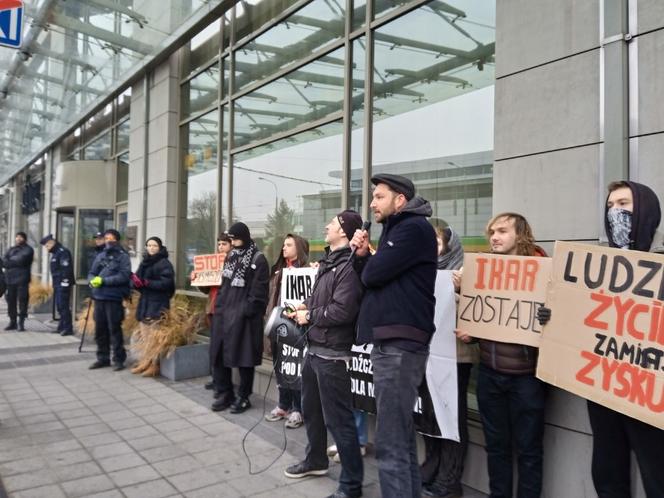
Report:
458,253,552,347
190,253,225,286
273,268,317,389
537,241,664,430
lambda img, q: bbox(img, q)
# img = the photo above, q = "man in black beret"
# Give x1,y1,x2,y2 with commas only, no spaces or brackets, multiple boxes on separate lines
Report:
4,231,34,331
41,234,75,336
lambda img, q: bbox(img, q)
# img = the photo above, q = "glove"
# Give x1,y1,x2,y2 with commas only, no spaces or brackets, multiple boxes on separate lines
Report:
536,306,551,326
141,279,150,288
90,276,103,288
130,273,143,289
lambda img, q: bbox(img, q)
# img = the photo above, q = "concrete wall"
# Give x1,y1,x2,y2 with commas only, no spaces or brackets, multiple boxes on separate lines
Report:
490,1,664,497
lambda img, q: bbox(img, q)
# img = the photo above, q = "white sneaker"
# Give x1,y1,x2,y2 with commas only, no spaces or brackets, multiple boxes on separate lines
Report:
265,406,288,422
326,444,338,457
285,411,303,429
333,445,366,463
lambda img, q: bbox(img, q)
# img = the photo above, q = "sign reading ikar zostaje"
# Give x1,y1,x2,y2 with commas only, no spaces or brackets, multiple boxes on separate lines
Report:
191,253,225,286
273,268,316,388
537,241,664,430
458,253,552,347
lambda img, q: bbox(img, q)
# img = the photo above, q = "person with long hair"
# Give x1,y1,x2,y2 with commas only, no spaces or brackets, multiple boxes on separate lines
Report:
265,234,310,428
130,236,175,376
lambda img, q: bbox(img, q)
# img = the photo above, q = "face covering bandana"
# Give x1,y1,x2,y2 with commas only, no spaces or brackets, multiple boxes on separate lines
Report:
607,208,632,249
105,241,117,250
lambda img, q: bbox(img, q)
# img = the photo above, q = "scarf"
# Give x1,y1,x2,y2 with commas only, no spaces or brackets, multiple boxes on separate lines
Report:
438,228,464,270
607,208,632,249
223,241,258,287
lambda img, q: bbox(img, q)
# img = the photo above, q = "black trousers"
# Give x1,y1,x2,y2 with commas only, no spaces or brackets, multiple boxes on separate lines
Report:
55,285,72,332
93,300,126,365
588,401,664,498
214,337,254,400
6,282,29,322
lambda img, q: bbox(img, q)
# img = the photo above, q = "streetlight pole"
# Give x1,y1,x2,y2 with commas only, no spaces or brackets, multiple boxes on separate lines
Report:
258,176,278,213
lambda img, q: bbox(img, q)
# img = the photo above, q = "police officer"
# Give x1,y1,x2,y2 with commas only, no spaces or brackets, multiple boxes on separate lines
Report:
40,234,74,336
4,231,34,331
87,232,105,276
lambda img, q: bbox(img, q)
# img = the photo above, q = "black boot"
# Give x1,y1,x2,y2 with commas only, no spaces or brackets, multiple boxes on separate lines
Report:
17,319,25,331
230,397,251,414
4,321,17,331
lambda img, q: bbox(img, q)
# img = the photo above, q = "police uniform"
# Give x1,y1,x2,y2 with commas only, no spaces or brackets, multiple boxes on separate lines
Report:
41,235,74,335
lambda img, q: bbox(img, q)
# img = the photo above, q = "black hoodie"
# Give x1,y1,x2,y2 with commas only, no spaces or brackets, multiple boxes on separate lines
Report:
135,247,175,321
605,181,661,252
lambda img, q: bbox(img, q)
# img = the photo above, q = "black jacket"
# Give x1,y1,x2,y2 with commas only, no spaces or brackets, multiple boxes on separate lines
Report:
211,248,270,368
356,196,438,345
49,243,74,287
4,243,34,286
87,244,131,302
304,246,364,352
135,247,175,322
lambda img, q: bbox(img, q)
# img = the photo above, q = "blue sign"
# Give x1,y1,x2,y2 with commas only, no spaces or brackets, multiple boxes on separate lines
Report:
0,0,23,49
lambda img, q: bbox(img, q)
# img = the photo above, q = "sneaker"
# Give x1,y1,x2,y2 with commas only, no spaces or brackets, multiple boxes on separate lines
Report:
422,484,463,498
326,444,338,457
229,397,251,414
285,411,303,429
89,360,110,370
112,363,125,371
265,406,288,422
284,461,328,479
333,445,366,463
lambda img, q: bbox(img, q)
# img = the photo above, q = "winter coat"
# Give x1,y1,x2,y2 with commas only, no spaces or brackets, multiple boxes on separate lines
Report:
211,249,270,368
87,244,131,302
477,246,547,375
356,196,438,345
49,243,74,287
135,248,175,322
304,246,363,352
4,243,34,286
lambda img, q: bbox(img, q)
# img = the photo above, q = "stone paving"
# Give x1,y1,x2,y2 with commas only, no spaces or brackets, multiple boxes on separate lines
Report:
0,306,486,498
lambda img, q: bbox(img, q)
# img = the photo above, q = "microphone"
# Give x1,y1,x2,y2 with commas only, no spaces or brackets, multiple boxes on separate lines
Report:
350,221,371,258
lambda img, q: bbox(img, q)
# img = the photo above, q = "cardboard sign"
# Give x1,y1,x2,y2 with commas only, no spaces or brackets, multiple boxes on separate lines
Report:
191,253,225,286
273,267,317,388
279,267,316,306
351,271,459,443
537,241,664,430
458,253,552,347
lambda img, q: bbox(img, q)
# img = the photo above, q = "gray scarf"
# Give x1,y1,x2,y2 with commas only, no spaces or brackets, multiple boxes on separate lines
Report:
607,208,632,249
438,227,464,270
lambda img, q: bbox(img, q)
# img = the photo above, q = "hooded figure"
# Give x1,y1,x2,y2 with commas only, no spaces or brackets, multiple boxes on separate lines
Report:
132,237,175,322
210,222,270,414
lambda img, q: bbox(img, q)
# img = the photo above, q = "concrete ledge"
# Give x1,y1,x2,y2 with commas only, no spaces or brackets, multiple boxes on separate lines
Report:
160,343,209,381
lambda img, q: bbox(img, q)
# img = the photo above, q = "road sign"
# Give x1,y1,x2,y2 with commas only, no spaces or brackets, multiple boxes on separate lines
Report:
0,0,23,49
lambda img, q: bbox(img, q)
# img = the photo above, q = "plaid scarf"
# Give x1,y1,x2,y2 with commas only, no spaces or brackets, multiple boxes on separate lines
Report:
223,241,258,287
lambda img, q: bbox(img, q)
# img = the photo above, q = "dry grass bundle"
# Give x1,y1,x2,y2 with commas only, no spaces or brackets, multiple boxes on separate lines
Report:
130,294,206,377
75,291,144,339
29,278,53,308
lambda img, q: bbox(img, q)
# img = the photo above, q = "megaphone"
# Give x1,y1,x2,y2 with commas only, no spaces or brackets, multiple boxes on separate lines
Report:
264,306,300,340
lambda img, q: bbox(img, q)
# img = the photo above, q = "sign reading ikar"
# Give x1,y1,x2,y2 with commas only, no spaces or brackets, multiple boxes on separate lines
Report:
537,241,664,430
0,1,23,48
458,253,551,347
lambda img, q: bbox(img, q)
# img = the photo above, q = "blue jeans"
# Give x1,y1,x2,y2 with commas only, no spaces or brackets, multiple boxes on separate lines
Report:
477,364,545,498
302,353,363,497
354,410,368,446
372,343,428,498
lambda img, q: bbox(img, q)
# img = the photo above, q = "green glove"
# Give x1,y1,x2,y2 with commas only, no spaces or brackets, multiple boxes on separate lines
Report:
90,276,103,288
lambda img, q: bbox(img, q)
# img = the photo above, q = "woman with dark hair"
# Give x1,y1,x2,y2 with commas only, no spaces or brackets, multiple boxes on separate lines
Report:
264,234,310,428
421,226,478,498
130,236,175,375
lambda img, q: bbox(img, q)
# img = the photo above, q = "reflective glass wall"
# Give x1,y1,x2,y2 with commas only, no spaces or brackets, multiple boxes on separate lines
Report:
178,0,496,283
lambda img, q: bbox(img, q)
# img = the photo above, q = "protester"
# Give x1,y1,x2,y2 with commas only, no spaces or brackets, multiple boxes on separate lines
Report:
351,174,437,498
88,229,131,371
130,236,175,375
195,234,232,393
539,181,664,498
421,226,477,498
457,213,547,498
284,210,364,498
265,234,309,429
210,222,269,413
40,234,74,336
4,231,34,331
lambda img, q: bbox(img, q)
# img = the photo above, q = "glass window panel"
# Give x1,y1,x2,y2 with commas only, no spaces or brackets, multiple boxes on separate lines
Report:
116,119,130,153
371,0,495,243
181,110,220,288
234,0,345,92
352,0,366,30
234,47,345,149
84,132,112,160
182,20,222,78
116,153,129,203
117,88,132,121
234,0,300,43
233,121,344,265
78,209,114,279
349,37,366,214
182,63,221,119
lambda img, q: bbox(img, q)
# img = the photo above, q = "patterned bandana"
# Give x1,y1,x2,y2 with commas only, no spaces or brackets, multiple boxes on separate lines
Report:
607,208,632,249
222,241,258,287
